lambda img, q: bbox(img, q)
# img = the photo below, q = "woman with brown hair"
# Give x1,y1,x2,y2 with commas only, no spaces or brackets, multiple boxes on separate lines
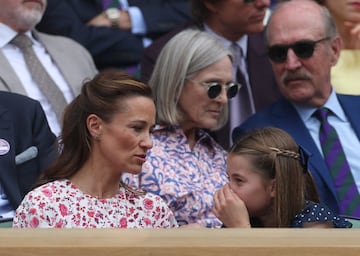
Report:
13,70,177,228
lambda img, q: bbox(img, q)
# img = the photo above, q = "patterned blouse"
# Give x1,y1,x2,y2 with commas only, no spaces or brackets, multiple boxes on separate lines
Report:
123,125,228,228
291,201,352,228
13,179,178,228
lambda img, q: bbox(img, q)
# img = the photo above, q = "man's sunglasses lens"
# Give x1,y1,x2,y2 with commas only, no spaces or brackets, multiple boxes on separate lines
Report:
268,41,316,63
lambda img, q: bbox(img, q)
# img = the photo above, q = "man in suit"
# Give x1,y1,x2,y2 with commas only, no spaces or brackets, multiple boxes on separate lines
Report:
140,0,280,149
36,0,192,71
233,0,360,216
0,0,98,136
0,92,57,226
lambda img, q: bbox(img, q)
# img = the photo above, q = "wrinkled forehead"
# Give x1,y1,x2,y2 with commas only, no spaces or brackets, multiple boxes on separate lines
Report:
267,3,325,45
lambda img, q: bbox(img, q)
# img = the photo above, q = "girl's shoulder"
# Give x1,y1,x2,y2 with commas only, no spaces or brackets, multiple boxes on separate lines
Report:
292,201,352,228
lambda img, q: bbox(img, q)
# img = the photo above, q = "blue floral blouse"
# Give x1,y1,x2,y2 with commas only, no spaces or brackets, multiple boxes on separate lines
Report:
123,125,228,228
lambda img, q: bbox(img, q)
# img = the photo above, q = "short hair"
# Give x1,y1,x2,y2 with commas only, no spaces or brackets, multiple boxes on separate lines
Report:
149,28,232,130
190,0,221,25
266,0,338,43
36,70,152,186
230,127,319,227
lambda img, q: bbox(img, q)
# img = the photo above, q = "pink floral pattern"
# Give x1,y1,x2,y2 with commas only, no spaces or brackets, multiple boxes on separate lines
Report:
13,180,178,228
123,125,228,228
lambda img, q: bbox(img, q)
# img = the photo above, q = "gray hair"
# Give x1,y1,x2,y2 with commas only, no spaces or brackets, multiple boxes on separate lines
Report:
149,28,232,130
266,0,338,43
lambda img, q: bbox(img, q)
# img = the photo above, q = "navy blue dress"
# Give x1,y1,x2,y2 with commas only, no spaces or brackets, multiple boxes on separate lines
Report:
291,201,352,228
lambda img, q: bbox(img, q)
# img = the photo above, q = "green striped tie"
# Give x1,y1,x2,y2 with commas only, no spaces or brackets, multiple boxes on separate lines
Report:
314,108,360,217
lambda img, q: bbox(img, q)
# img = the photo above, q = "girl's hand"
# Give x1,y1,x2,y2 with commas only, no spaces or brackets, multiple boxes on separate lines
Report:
213,184,251,228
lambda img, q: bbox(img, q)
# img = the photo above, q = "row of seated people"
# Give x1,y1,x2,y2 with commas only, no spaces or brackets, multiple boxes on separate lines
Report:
1,0,360,227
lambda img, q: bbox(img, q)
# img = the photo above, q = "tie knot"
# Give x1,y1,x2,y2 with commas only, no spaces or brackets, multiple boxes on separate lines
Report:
229,43,243,59
313,107,330,122
11,34,32,50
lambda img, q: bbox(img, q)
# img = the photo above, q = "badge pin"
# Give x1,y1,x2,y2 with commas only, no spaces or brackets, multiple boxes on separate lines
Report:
0,139,10,155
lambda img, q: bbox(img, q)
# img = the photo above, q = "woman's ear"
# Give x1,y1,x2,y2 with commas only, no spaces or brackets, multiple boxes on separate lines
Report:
269,179,276,198
87,114,102,139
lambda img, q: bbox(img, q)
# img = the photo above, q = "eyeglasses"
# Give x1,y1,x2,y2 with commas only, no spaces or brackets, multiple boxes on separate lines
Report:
267,37,330,63
188,79,242,99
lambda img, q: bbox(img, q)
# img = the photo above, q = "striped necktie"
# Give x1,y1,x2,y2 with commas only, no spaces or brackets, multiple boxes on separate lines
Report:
314,108,360,217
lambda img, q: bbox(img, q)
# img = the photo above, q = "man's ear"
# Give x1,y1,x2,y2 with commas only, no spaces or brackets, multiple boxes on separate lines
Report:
329,35,341,66
87,114,102,139
203,0,219,13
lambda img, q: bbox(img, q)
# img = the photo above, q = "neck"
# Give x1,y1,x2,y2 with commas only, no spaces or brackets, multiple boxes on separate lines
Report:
70,159,121,199
181,125,197,150
204,20,245,42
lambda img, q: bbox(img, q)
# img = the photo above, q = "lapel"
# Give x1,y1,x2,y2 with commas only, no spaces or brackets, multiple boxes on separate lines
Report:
246,32,280,110
0,105,23,208
34,30,82,96
271,99,338,200
0,51,27,94
338,94,360,138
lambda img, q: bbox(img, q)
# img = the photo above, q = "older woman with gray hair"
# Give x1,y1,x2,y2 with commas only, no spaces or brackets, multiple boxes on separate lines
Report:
124,28,239,228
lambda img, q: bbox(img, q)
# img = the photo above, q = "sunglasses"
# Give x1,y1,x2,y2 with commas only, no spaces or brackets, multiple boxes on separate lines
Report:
267,37,330,63
188,79,242,99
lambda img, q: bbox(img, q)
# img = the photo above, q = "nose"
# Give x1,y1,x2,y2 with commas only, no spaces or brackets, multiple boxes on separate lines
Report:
214,87,228,104
140,132,153,149
284,48,302,71
254,0,270,8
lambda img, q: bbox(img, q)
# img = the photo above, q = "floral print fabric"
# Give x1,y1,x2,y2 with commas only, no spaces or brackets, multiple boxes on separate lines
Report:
13,179,178,228
123,125,228,228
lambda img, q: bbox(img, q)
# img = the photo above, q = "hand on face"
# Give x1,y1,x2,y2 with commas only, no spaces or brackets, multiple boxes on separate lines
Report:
344,21,360,40
213,183,251,228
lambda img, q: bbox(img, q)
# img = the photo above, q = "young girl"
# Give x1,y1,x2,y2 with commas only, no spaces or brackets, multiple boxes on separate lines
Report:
213,127,351,228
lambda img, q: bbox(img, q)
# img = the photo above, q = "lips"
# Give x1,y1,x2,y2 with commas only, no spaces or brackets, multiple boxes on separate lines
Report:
134,154,147,163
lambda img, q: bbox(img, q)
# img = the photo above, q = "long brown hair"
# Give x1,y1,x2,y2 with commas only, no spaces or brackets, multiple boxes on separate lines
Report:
230,127,319,227
35,70,152,188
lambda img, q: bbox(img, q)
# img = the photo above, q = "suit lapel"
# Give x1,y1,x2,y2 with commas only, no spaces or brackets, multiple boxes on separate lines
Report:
246,33,280,111
338,94,360,138
34,30,82,96
0,52,27,94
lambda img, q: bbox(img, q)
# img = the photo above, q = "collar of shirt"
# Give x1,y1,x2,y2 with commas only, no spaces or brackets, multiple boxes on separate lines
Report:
153,124,216,151
203,23,248,60
292,87,348,123
0,23,40,48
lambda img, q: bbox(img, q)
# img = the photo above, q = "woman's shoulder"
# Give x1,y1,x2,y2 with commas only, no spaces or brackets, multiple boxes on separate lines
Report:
292,201,352,228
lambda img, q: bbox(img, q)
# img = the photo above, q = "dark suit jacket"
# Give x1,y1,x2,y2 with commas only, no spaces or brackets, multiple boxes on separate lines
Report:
36,0,191,70
232,95,360,214
141,23,280,148
0,92,57,210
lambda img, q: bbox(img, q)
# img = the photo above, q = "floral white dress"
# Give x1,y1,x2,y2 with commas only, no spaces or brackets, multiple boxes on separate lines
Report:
13,179,178,228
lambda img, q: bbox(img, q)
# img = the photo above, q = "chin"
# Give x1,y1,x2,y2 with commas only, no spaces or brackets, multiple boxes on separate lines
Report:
126,166,142,175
